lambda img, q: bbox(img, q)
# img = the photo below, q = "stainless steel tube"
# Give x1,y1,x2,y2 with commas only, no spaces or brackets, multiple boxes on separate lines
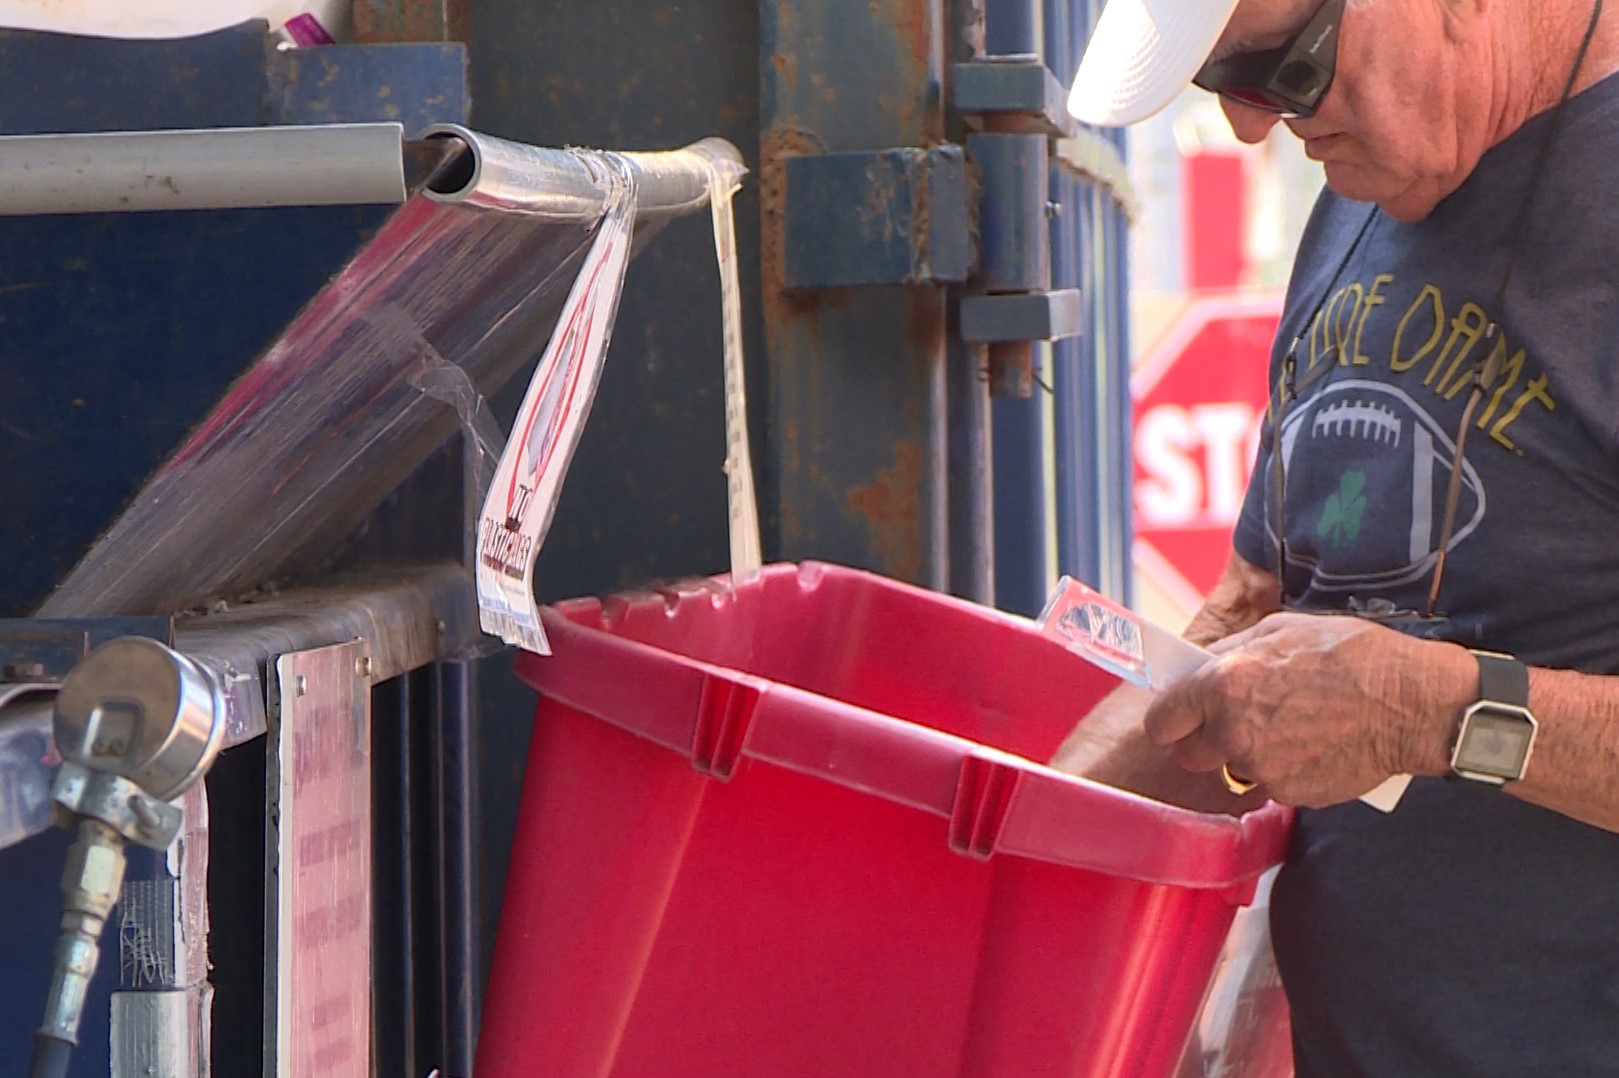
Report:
420,124,744,219
0,123,407,215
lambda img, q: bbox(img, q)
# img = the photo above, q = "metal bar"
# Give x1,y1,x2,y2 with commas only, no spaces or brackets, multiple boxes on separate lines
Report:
0,566,475,853
1054,129,1140,222
1044,0,1134,602
432,661,478,1076
1049,0,1087,595
985,0,1039,55
948,341,995,604
422,125,744,219
110,988,211,1078
946,0,994,606
992,392,1051,616
370,674,418,1078
175,564,477,748
1107,155,1135,603
0,124,408,216
983,0,1052,612
406,667,443,1069
1049,0,1093,591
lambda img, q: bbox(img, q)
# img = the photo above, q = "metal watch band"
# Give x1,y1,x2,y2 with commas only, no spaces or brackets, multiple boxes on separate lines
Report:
1471,649,1529,708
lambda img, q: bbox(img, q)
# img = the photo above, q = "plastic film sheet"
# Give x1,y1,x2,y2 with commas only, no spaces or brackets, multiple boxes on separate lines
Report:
1175,869,1295,1078
36,129,743,618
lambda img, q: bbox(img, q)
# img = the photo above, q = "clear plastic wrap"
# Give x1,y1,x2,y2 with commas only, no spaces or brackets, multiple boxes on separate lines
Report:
37,129,742,618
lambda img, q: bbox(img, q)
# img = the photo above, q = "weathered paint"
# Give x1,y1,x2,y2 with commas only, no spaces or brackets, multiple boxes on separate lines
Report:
782,147,969,287
353,0,470,43
762,0,951,587
847,440,927,582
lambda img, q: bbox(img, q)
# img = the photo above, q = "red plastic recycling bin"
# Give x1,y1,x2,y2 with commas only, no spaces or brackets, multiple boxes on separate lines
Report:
476,563,1292,1077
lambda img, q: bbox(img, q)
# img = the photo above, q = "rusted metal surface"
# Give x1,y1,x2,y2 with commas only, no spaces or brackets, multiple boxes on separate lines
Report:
782,147,969,286
353,0,470,43
762,0,952,587
36,130,739,619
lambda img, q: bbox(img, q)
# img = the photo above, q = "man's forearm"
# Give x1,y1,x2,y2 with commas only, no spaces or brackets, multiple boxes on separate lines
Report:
1395,657,1619,834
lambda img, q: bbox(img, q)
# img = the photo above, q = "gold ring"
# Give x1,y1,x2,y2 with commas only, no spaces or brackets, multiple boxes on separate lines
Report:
1221,764,1258,796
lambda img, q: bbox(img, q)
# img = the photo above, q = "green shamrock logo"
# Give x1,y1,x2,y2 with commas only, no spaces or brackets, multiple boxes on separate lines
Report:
1317,471,1367,549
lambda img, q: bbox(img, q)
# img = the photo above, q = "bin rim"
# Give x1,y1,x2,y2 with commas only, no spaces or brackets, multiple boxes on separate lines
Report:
517,561,1293,898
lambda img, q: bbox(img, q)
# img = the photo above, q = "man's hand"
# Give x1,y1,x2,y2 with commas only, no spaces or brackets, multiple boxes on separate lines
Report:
1143,612,1473,807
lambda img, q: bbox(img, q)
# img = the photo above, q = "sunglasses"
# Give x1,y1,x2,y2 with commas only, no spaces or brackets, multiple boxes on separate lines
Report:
1193,0,1344,117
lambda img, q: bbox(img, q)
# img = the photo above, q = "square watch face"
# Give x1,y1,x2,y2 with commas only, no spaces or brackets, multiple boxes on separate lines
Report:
1455,709,1533,778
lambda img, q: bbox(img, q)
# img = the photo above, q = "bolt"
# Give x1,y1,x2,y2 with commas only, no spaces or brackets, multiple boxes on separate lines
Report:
295,675,307,697
435,620,448,636
355,655,373,679
1045,201,1063,218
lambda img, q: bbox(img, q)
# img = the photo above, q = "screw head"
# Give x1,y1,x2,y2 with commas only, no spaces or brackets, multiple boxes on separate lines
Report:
355,656,373,679
295,675,307,697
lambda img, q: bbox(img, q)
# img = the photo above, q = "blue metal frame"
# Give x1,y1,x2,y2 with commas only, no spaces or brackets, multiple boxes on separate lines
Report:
986,0,1134,615
1053,0,1134,606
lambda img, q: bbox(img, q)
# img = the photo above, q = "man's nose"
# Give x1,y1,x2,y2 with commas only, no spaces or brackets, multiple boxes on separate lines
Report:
1220,98,1284,143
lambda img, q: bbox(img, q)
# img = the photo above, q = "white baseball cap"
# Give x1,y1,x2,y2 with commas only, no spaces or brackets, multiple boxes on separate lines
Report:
1067,0,1242,126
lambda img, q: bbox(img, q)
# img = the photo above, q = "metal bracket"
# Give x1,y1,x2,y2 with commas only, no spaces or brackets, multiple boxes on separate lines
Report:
782,147,971,288
50,763,184,850
953,55,1076,138
960,289,1084,343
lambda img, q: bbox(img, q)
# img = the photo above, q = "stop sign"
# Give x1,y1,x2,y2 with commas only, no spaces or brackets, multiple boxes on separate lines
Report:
1132,292,1283,610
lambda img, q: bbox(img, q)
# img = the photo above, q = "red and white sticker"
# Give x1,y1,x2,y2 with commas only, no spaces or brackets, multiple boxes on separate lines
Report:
476,153,638,653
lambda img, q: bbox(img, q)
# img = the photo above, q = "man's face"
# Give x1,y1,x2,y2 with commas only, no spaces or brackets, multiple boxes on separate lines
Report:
1210,0,1483,221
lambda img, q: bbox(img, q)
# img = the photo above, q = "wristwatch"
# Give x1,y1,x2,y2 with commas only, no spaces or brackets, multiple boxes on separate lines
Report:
1449,649,1537,785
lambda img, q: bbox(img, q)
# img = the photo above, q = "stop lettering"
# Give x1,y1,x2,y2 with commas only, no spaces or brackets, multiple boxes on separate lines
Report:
1132,293,1283,606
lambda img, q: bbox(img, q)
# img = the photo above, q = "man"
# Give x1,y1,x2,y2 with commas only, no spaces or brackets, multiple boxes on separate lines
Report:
1053,0,1619,1072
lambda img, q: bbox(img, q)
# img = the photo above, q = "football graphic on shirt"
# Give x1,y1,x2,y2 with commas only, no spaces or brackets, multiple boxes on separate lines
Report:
1272,379,1486,593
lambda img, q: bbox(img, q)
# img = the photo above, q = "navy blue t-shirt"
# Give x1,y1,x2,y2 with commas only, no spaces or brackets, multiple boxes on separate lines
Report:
1232,74,1619,1074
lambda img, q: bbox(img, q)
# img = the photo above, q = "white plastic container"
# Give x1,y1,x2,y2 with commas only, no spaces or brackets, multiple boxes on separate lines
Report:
0,1,348,41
